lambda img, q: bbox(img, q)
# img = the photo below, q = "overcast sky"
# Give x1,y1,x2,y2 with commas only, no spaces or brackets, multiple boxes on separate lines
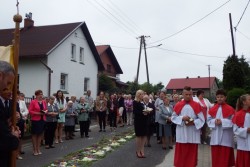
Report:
1,0,250,86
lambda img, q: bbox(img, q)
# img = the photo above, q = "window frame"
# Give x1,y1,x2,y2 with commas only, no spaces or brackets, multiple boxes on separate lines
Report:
84,77,90,93
79,47,84,64
60,73,68,91
71,44,76,61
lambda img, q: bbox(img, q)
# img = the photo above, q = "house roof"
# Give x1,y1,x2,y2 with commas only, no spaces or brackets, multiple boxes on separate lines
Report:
0,21,104,70
166,77,217,89
96,45,123,74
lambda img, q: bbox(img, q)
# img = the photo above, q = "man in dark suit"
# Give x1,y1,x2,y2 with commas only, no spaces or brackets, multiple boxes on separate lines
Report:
0,61,20,167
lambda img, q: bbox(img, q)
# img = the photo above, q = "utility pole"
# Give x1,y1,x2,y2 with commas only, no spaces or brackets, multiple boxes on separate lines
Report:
135,35,150,84
143,36,150,83
229,13,236,56
207,65,211,99
135,36,143,83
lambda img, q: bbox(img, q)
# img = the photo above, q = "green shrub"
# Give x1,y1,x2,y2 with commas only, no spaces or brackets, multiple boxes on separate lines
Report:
227,88,246,108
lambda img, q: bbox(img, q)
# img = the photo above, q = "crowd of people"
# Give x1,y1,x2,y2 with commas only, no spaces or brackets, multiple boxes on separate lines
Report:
132,87,250,167
2,59,250,166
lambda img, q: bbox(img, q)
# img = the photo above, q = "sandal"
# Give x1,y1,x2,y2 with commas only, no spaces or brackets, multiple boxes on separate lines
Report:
140,151,146,158
136,151,142,158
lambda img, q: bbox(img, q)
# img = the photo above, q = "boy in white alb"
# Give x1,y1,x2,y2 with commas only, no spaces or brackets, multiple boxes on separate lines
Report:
207,89,235,167
171,86,205,167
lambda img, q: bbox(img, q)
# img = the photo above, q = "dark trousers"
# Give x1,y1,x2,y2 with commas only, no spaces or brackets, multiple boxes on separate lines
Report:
0,153,10,167
171,123,177,141
109,111,117,128
155,122,160,141
98,111,106,130
79,121,89,136
122,109,127,123
88,112,93,125
201,123,207,143
44,122,57,146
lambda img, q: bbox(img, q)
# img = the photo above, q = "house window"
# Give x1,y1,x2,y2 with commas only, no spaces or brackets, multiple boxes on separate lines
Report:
71,44,76,61
84,78,90,92
79,47,84,63
107,64,111,73
60,73,68,90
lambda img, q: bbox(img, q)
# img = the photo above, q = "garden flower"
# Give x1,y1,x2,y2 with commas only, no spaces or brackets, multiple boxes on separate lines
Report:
58,161,68,167
93,150,105,157
117,138,126,142
80,157,95,162
103,146,112,152
125,135,133,139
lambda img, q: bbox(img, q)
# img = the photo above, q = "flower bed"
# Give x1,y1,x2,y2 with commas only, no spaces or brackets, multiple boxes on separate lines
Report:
47,130,135,167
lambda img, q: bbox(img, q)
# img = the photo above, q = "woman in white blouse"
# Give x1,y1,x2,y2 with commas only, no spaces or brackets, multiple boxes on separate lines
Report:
18,92,29,121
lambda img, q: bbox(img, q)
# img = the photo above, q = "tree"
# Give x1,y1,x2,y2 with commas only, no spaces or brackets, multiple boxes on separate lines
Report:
223,55,245,91
98,74,115,92
126,81,140,95
227,88,246,108
153,82,165,92
215,78,223,89
140,82,154,94
239,55,250,92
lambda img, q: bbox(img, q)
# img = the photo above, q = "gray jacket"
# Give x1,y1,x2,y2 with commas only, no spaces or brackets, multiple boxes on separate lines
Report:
158,104,173,125
46,103,59,122
77,103,90,122
65,106,78,126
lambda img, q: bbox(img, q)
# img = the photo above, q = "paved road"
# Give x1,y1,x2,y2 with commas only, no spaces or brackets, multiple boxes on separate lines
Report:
17,123,213,167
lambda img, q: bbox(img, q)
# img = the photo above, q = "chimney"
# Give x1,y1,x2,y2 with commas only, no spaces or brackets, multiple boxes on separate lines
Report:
24,12,34,29
186,76,189,79
198,76,200,78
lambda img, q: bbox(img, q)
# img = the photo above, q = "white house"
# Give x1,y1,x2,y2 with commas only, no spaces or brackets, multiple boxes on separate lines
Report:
0,16,104,99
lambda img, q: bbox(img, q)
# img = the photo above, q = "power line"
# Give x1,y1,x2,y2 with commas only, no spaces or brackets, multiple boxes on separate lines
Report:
157,47,227,59
149,0,232,44
91,0,139,37
75,35,139,49
106,0,146,34
85,0,137,38
237,29,250,41
234,0,250,30
101,0,142,34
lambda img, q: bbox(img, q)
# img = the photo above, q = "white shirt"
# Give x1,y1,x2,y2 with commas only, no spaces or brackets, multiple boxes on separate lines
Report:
207,106,234,147
18,100,29,120
171,104,205,143
233,112,250,151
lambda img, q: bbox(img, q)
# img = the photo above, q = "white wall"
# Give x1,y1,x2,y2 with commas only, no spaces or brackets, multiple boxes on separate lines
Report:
18,58,49,97
47,28,98,99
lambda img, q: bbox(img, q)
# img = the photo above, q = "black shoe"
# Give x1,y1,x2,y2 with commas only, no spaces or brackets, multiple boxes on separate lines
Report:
147,144,151,147
81,135,84,138
88,129,91,132
169,146,173,149
20,151,25,155
72,133,75,136
50,145,55,148
103,129,106,132
99,129,102,132
85,135,89,138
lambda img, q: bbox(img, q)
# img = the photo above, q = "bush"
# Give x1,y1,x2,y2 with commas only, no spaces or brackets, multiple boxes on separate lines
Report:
227,88,246,108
